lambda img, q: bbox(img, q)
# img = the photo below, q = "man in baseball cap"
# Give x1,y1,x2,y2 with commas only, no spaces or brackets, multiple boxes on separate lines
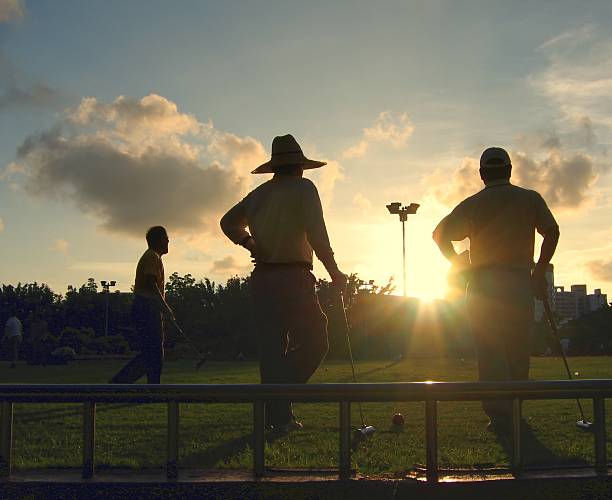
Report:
432,146,559,433
220,134,347,433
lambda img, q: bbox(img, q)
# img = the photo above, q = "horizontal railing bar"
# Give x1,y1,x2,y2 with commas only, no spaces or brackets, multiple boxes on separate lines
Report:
0,380,610,403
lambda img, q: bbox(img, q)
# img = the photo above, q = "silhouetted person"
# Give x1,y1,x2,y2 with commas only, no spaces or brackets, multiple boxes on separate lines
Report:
28,313,49,367
3,312,23,368
433,147,559,433
221,134,347,432
110,226,174,384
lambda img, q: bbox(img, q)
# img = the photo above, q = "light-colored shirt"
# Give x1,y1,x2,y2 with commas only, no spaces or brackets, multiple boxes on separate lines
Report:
220,176,336,270
433,180,558,270
134,248,165,299
4,317,23,338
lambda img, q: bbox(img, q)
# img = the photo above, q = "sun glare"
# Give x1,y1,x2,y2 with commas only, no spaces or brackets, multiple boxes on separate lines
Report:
366,215,450,300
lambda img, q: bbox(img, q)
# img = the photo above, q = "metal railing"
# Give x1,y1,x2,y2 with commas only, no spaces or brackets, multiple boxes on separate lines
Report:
0,380,610,482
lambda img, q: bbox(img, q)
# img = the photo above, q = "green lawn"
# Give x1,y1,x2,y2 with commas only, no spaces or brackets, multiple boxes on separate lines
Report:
1,356,611,473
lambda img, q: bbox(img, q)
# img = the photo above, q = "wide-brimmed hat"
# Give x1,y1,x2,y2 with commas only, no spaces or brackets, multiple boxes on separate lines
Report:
480,147,512,169
251,134,327,174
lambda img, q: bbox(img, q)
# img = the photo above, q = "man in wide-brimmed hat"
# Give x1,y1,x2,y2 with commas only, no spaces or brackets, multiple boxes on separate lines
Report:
432,147,559,434
221,134,347,432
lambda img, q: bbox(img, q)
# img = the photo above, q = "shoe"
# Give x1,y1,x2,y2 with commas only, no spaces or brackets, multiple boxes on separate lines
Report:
270,419,303,434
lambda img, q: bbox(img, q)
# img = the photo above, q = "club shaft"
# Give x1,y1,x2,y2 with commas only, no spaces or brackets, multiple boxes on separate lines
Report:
543,298,588,422
169,318,207,363
339,295,367,428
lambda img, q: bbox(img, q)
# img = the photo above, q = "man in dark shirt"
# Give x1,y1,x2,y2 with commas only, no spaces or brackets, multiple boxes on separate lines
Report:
110,226,174,384
433,147,559,431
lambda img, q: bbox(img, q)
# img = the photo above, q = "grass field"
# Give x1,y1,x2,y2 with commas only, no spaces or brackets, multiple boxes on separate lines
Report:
2,356,612,474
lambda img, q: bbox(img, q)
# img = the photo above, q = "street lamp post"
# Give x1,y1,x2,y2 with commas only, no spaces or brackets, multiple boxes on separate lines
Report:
386,202,420,297
100,280,116,336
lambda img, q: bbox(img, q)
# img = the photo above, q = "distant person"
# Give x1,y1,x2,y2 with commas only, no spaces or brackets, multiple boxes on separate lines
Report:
110,226,173,384
560,337,570,357
221,134,347,432
433,147,559,433
3,313,23,368
28,313,50,367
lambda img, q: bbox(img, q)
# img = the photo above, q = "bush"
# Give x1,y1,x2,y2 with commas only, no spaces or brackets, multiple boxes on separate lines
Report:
84,335,130,355
56,327,95,354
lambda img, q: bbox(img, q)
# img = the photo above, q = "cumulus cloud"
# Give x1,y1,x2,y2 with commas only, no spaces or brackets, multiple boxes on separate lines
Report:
207,131,267,173
309,159,344,209
353,192,373,212
0,51,66,112
586,259,612,282
429,141,600,211
210,255,245,274
7,94,266,237
0,0,24,23
512,150,598,209
343,111,414,159
53,239,69,254
428,157,482,207
532,25,612,129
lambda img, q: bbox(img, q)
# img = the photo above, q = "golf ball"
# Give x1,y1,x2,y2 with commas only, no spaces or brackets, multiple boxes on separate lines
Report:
574,371,580,376
392,413,405,427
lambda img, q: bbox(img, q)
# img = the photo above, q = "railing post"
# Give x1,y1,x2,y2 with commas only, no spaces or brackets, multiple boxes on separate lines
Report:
253,401,265,478
512,398,522,472
82,401,96,479
425,399,438,483
167,401,179,480
594,397,606,475
0,401,13,479
339,401,351,479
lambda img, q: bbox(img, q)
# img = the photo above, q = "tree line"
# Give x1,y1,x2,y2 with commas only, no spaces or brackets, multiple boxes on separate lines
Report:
2,273,609,362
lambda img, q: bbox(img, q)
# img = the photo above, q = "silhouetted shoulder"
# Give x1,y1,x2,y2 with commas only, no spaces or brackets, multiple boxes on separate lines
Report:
298,177,318,191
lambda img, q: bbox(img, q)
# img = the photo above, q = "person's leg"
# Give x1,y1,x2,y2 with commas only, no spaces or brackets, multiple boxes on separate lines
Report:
13,336,21,365
109,296,153,383
144,314,164,384
285,270,329,384
109,353,148,383
251,268,293,427
467,277,512,423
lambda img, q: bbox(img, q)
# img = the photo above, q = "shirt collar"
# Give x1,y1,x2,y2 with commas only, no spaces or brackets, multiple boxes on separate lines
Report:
484,179,511,189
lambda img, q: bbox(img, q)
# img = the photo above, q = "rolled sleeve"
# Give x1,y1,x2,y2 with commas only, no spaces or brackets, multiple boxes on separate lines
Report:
304,182,336,269
534,192,558,236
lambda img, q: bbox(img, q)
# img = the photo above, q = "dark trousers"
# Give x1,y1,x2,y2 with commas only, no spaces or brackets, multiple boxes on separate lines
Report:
251,266,329,426
110,296,164,384
467,269,533,421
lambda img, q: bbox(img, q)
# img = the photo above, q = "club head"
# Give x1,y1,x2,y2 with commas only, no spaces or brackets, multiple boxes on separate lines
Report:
195,357,207,370
354,425,376,439
576,420,593,431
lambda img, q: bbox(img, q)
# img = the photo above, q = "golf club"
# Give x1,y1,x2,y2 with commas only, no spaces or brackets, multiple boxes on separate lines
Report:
542,296,593,430
337,293,376,438
167,316,210,370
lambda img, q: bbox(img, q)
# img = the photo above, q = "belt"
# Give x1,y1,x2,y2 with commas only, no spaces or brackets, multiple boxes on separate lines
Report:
254,261,313,270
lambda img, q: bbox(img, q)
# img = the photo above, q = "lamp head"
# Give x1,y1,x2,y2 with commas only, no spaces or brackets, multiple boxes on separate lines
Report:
386,202,401,214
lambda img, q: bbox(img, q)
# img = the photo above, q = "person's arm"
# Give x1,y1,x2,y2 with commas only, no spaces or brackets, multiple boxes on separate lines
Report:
532,225,560,299
304,182,347,289
432,206,469,268
220,199,257,258
145,275,174,319
432,215,459,263
532,193,560,299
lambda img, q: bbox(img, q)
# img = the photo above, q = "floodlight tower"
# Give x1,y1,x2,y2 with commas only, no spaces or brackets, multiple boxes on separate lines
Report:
100,280,117,336
386,202,420,297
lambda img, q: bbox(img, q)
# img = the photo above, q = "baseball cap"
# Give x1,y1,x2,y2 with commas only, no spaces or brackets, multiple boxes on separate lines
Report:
480,147,511,169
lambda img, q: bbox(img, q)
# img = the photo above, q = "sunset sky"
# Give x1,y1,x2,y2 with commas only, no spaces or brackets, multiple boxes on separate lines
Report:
1,0,611,299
